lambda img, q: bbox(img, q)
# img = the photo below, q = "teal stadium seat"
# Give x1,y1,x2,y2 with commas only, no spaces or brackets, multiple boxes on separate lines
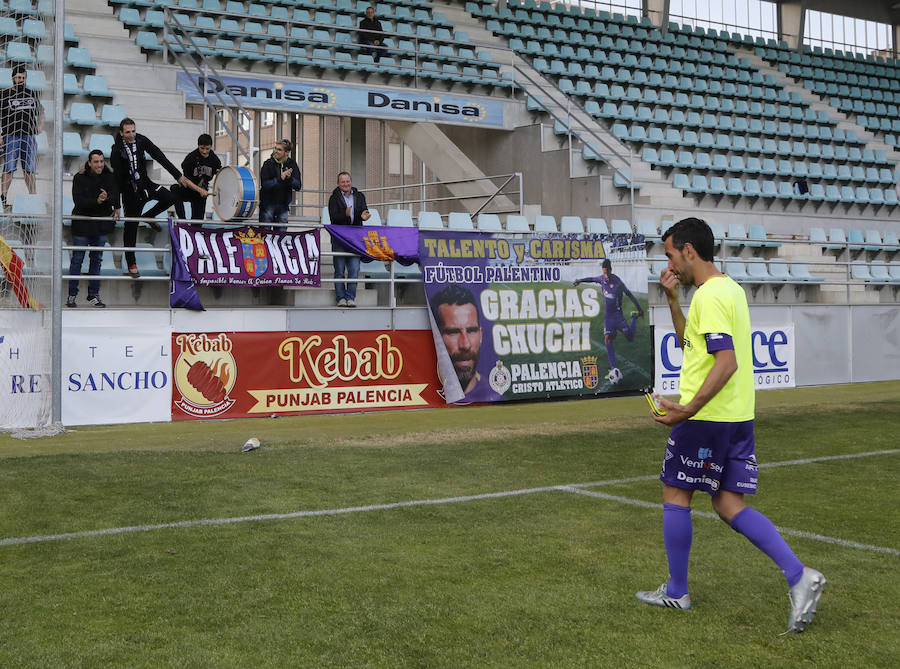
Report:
505,215,530,232
559,216,583,233
448,212,474,230
476,214,502,232
417,211,444,230
386,210,414,227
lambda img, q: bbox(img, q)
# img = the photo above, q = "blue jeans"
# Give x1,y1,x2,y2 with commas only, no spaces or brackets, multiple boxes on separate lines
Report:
259,203,289,223
69,235,107,297
333,254,360,302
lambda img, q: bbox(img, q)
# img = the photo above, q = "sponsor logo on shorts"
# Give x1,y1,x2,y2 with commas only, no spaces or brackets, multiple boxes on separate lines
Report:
676,471,719,490
680,455,723,473
736,481,756,489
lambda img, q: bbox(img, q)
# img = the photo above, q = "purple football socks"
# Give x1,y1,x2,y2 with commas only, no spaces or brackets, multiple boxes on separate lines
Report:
663,502,693,598
730,507,805,587
605,341,616,368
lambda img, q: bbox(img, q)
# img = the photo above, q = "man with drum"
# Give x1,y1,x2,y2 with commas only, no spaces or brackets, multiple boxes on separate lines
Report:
173,133,221,221
259,139,301,224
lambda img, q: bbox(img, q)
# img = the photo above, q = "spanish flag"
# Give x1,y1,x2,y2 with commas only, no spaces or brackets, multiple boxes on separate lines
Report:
0,234,40,310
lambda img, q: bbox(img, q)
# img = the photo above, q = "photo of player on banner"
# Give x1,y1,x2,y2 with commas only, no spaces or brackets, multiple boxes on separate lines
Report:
420,231,652,404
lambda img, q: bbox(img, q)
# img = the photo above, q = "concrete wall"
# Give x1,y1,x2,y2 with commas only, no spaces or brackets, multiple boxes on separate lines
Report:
439,124,633,220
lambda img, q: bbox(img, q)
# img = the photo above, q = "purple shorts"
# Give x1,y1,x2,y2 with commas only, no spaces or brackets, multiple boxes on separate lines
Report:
660,419,758,496
604,313,629,338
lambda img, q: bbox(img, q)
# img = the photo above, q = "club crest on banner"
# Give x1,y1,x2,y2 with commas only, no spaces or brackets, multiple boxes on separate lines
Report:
236,228,269,277
581,355,599,390
489,361,511,395
363,229,397,261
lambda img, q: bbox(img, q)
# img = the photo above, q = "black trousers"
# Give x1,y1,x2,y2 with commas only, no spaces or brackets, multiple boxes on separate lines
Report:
121,182,175,268
171,185,208,221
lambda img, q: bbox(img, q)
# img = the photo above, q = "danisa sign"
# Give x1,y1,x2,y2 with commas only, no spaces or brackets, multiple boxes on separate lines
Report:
654,324,796,393
177,73,505,128
171,331,445,420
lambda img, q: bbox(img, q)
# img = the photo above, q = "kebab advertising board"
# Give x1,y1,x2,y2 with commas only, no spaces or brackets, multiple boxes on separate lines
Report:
171,330,445,420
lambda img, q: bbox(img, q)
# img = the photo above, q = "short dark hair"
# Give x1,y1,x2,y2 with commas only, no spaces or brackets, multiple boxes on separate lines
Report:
198,133,213,146
431,284,478,329
119,117,136,131
661,217,715,262
602,258,611,270
84,150,106,172
337,171,351,183
12,65,26,78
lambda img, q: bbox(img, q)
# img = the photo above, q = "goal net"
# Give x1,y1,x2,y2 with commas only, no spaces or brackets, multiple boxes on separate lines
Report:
0,5,60,435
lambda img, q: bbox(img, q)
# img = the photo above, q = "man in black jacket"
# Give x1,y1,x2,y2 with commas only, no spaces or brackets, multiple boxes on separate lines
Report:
358,5,384,62
258,139,301,223
327,171,370,307
67,150,120,307
0,66,42,210
172,133,220,221
110,117,198,277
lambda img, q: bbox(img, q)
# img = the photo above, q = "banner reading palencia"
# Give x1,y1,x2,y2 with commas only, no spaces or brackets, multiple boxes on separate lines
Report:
171,222,321,289
419,231,651,404
171,330,444,420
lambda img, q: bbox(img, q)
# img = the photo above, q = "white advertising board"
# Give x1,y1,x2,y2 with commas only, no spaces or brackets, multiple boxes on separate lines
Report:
654,324,796,395
62,327,172,426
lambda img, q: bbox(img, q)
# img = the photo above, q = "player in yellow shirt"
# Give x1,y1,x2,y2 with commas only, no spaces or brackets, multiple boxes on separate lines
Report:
635,218,825,634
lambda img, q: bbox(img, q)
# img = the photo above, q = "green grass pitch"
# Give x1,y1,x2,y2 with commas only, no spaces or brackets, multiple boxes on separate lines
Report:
1,382,898,667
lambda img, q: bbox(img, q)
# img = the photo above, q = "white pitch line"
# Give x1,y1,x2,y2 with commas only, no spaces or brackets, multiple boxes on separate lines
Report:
562,486,900,556
1,449,898,550
0,485,568,547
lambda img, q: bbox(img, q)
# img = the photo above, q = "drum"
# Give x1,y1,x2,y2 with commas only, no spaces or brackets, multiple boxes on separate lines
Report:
212,166,258,221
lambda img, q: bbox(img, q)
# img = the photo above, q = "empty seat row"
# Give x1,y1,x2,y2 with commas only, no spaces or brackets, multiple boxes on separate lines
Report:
673,173,900,205
325,210,636,235
642,149,896,185
64,103,127,128
648,257,825,283
809,227,900,253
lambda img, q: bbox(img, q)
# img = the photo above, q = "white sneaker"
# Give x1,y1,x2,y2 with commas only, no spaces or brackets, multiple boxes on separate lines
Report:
635,583,691,610
346,298,356,307
337,298,347,307
785,567,826,633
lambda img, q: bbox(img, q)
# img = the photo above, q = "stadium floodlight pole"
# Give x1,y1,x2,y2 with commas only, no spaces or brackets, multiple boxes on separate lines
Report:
51,0,66,424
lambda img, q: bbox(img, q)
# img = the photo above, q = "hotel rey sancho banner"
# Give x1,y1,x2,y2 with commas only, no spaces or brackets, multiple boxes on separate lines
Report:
419,230,651,404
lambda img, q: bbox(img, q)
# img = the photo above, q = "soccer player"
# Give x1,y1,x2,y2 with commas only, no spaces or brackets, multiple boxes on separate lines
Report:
636,217,825,633
573,258,643,383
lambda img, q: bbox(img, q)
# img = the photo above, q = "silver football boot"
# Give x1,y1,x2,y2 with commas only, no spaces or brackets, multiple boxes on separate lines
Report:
635,583,692,610
785,567,826,633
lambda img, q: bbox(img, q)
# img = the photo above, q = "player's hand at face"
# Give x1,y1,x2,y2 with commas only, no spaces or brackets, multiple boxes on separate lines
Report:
651,397,692,425
659,267,679,297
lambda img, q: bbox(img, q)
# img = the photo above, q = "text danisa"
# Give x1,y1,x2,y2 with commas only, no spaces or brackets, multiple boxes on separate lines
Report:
177,228,319,281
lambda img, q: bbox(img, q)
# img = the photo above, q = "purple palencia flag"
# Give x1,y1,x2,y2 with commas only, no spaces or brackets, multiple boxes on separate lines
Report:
169,219,205,311
325,224,420,266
